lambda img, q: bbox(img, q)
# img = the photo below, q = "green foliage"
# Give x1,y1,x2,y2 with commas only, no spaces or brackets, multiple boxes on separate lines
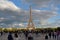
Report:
0,28,2,32
0,27,59,32
57,27,60,31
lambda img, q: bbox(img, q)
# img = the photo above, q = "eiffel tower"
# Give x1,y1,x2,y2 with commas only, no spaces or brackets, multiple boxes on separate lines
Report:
27,6,35,30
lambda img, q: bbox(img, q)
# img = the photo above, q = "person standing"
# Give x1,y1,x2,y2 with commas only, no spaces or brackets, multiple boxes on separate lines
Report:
48,32,51,38
54,31,57,39
52,32,55,39
28,36,33,40
14,33,19,40
58,34,60,40
8,33,13,40
0,32,3,36
45,34,48,40
57,31,60,40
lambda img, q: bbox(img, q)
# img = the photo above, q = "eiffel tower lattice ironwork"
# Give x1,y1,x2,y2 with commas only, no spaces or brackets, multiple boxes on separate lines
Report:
27,6,35,30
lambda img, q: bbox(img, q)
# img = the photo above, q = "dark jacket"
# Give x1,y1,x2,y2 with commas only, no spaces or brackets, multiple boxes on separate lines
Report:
8,34,13,40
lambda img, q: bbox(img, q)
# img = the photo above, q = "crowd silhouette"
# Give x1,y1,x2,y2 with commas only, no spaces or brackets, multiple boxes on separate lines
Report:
0,29,60,40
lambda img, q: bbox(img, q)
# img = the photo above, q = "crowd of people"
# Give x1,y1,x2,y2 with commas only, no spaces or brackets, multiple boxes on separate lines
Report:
0,30,60,40
44,30,60,40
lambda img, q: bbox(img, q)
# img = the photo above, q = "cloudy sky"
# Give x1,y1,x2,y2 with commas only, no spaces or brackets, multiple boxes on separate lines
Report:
0,0,60,28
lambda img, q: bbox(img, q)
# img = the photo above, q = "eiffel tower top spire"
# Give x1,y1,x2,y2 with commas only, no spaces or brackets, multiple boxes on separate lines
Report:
29,6,32,22
27,6,35,30
30,6,32,19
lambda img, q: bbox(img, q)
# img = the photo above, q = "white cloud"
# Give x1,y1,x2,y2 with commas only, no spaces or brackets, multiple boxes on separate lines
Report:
0,17,8,22
19,23,24,27
0,0,8,1
0,0,20,11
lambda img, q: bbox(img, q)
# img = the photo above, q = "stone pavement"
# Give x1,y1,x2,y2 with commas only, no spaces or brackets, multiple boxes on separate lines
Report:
0,33,58,40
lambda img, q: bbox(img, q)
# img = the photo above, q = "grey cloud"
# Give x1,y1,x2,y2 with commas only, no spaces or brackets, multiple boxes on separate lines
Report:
0,7,57,27
22,0,51,8
54,0,60,5
0,0,59,28
42,19,60,28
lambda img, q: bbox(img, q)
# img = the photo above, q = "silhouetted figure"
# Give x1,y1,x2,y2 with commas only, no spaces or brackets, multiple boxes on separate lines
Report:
14,33,19,40
58,34,60,40
24,31,28,38
8,33,13,40
0,32,3,36
54,32,57,39
36,31,38,35
28,36,33,40
52,32,54,38
48,32,51,38
14,33,18,38
57,31,60,40
45,34,48,40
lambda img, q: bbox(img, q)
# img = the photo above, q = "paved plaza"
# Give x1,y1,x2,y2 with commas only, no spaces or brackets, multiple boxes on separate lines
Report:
0,33,59,40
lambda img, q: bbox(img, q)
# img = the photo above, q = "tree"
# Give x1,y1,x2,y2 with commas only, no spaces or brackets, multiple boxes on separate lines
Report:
0,28,2,32
57,27,60,31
